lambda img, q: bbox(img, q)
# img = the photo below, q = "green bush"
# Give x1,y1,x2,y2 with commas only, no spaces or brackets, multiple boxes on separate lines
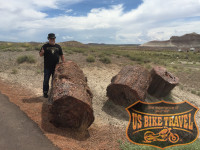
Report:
64,49,73,55
11,69,18,74
99,56,111,64
17,55,36,64
98,53,106,58
119,138,200,150
73,48,85,53
198,91,200,96
2,48,23,52
179,85,184,90
35,46,41,51
25,47,34,51
86,56,95,63
36,69,42,74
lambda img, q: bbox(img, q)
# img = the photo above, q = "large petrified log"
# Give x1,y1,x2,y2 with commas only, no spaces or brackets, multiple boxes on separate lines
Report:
147,66,179,97
106,65,151,107
49,61,94,130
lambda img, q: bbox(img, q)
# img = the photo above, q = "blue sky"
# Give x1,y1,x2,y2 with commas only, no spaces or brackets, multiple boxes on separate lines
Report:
42,0,142,17
0,0,200,44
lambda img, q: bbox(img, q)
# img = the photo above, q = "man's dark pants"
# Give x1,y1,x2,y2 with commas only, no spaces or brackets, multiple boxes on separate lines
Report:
43,67,55,95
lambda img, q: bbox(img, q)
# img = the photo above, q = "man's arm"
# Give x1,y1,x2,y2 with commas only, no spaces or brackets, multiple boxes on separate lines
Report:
39,48,44,57
61,55,65,62
59,45,65,62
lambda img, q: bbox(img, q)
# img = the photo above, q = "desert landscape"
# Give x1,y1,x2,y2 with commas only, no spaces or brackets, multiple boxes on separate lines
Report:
0,33,200,149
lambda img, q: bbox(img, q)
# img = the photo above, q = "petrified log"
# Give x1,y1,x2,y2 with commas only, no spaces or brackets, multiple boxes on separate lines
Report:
49,61,94,130
147,66,179,97
106,65,151,107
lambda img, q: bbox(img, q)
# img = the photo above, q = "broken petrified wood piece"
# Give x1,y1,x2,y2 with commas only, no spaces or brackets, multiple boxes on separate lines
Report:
147,66,179,98
49,61,94,130
106,65,151,107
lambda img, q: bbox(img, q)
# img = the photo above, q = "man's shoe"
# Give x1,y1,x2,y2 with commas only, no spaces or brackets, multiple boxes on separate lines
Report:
43,93,48,98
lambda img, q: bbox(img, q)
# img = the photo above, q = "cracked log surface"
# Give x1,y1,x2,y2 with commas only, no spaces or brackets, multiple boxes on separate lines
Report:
49,61,94,130
106,65,151,107
147,66,179,98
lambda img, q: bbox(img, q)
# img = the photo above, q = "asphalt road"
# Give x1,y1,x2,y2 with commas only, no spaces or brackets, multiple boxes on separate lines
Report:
0,91,60,150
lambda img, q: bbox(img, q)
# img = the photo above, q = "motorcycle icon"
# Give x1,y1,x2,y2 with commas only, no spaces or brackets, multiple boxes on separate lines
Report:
143,127,179,143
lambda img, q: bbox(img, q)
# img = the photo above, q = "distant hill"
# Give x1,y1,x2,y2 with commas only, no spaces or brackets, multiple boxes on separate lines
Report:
59,41,87,48
141,32,200,49
87,43,140,46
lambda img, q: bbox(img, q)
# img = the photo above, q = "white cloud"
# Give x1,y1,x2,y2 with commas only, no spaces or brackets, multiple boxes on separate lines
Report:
32,0,58,9
30,0,83,9
65,9,73,13
62,35,73,40
0,0,200,43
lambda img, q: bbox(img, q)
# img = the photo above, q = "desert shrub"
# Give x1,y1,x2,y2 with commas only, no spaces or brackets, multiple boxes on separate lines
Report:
25,47,34,51
25,46,41,51
36,69,42,74
11,69,18,74
98,53,106,58
179,85,184,90
119,138,200,150
86,56,95,63
128,54,150,64
67,50,73,54
99,56,111,64
90,49,97,53
17,55,36,64
13,48,23,52
101,51,112,56
119,140,158,150
64,48,73,55
2,48,23,52
191,90,197,95
123,53,131,58
145,64,152,70
172,65,178,69
63,47,88,54
129,55,143,61
116,55,120,58
19,43,31,48
73,48,85,53
34,46,41,51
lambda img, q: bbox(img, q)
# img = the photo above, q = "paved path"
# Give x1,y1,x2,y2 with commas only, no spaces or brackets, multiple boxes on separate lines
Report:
0,91,60,150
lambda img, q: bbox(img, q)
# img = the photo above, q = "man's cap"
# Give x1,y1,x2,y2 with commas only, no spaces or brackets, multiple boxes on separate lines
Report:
47,33,56,39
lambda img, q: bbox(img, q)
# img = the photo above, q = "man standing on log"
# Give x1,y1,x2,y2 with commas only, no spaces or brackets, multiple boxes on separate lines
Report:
39,33,65,98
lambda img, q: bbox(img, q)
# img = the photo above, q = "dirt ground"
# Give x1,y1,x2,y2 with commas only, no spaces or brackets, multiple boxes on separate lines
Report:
0,50,199,149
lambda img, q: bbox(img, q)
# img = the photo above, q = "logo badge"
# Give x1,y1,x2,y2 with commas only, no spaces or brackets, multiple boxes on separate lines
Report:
126,100,199,149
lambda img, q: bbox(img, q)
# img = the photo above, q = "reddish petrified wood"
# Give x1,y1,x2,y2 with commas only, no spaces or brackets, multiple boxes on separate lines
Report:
147,66,179,97
106,65,151,107
49,61,94,130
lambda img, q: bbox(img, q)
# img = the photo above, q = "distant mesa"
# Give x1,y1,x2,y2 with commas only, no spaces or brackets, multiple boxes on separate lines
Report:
141,32,200,51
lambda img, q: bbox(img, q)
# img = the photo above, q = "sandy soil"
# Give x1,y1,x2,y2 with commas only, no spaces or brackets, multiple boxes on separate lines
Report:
0,50,199,149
